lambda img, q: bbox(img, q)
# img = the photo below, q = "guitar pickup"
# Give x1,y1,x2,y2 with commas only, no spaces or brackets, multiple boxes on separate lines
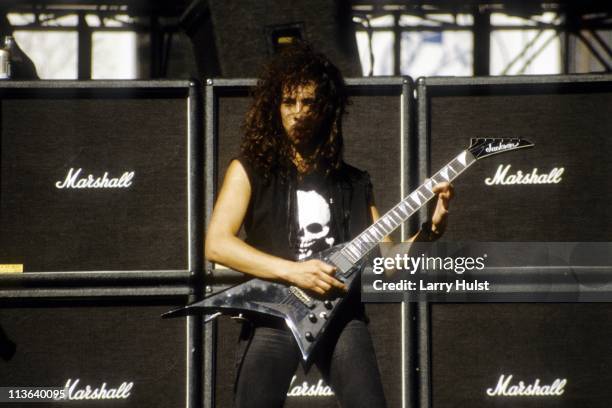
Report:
289,286,316,309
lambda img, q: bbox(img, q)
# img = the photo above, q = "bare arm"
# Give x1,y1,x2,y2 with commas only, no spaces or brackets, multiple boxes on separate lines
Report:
205,160,346,295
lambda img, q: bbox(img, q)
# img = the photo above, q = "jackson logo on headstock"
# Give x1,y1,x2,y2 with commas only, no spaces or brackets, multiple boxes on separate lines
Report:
484,141,520,154
55,168,134,189
486,374,566,397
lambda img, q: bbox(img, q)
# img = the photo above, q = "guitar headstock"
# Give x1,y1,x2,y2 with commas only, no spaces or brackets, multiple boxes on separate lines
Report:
468,138,534,160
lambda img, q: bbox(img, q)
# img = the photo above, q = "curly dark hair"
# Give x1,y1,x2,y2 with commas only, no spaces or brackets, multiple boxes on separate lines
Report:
241,42,348,180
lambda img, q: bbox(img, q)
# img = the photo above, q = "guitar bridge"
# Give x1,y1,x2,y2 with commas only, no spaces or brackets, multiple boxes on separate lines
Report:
289,286,315,309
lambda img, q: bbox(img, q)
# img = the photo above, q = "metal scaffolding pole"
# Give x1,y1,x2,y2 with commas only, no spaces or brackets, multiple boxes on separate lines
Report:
473,8,491,75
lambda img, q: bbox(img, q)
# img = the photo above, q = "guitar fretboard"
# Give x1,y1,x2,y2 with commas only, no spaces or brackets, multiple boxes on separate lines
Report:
334,150,476,271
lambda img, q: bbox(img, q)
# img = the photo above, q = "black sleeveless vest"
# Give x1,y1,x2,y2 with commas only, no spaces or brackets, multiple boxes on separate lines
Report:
236,157,375,261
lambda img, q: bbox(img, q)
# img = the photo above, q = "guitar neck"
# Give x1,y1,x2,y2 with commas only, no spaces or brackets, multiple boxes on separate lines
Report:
338,150,477,268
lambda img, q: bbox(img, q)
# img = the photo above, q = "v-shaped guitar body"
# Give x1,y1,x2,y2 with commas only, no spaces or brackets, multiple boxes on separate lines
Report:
164,245,364,364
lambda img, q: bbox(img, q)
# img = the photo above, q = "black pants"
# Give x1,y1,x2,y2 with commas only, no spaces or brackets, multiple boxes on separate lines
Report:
234,317,387,408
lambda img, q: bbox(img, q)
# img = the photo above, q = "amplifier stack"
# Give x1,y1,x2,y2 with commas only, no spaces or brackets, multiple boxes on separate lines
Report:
1,75,611,407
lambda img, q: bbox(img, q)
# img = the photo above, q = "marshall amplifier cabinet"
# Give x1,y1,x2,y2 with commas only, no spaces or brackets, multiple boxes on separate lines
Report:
416,76,612,408
0,299,189,407
416,75,612,242
206,79,413,408
0,81,203,280
428,303,612,408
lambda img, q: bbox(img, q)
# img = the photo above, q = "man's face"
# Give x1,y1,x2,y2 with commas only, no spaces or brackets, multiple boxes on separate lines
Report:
279,82,320,148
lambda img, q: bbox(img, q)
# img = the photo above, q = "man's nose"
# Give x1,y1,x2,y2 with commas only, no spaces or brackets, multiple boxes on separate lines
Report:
294,101,304,113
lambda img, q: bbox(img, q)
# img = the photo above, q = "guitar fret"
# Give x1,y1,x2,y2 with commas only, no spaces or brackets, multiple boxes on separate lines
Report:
377,220,391,235
418,189,429,200
383,217,394,229
397,205,408,217
358,240,366,250
343,249,358,263
369,227,382,239
457,151,467,166
424,179,433,192
347,245,359,258
405,202,415,214
392,210,404,223
439,167,449,181
363,239,375,249
389,210,401,226
410,192,421,206
357,241,373,254
362,239,375,250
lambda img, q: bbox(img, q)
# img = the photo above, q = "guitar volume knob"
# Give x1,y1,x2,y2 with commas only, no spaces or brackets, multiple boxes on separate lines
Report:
305,332,315,342
324,300,333,309
308,313,317,323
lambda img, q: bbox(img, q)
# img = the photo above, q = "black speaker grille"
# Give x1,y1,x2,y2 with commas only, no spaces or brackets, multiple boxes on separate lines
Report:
0,92,190,272
427,83,612,241
431,303,612,408
0,302,187,407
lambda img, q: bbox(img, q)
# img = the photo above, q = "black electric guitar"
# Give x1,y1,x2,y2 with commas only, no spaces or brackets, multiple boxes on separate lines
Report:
163,138,534,364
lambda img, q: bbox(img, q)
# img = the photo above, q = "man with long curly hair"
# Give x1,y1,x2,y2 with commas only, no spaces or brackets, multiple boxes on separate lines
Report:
205,42,453,407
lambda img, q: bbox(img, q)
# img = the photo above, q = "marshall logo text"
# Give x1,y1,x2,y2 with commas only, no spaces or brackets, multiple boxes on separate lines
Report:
55,168,134,189
64,378,133,400
486,374,566,397
286,375,334,397
485,164,564,185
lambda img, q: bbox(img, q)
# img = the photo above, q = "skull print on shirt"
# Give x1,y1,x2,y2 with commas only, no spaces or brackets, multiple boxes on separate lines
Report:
296,189,336,260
